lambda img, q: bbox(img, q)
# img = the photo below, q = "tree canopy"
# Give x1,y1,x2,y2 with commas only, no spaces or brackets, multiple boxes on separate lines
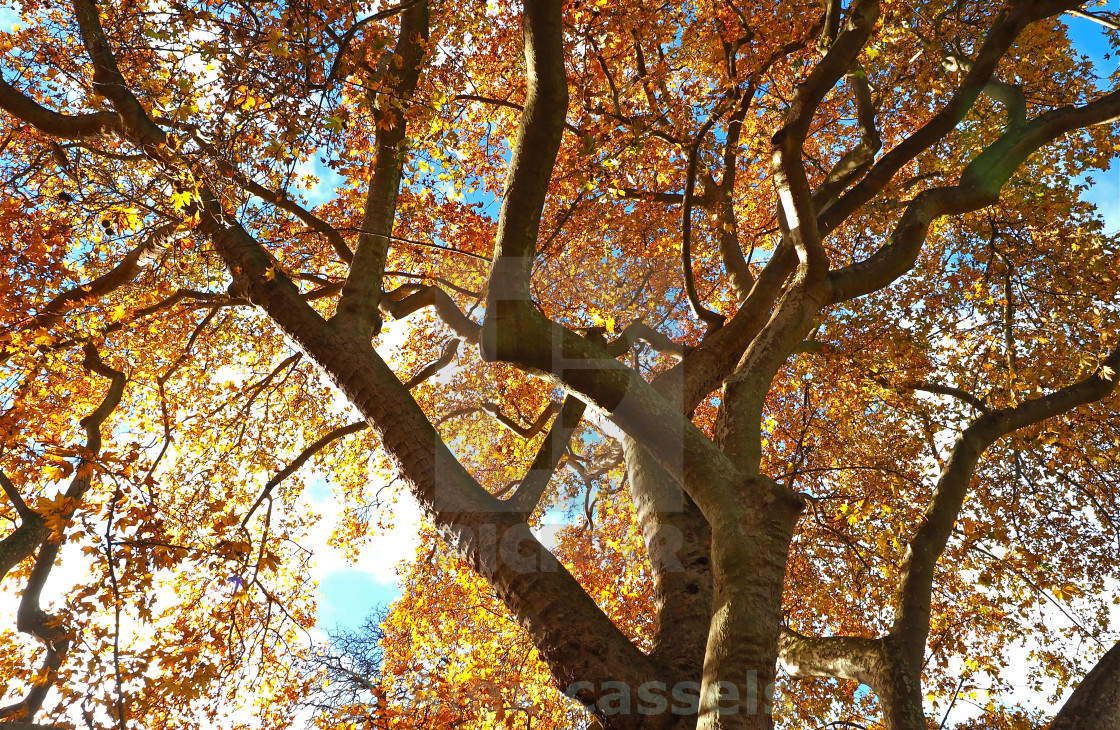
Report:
1,0,1119,728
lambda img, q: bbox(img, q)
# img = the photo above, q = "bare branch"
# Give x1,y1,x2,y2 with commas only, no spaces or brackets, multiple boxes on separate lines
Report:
481,0,569,311
598,321,691,359
382,270,480,297
1067,8,1120,32
0,76,122,140
402,339,461,389
681,107,728,334
909,382,991,415
242,421,369,528
483,401,561,440
378,284,481,342
507,395,586,516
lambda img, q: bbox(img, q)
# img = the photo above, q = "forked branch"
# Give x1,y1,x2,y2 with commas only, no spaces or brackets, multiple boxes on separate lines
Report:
0,344,125,724
332,0,430,338
508,395,587,516
893,347,1120,663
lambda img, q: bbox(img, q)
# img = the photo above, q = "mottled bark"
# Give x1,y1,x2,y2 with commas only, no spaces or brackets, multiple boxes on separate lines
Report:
0,514,48,584
626,437,712,682
870,641,927,730
778,628,882,686
698,480,803,730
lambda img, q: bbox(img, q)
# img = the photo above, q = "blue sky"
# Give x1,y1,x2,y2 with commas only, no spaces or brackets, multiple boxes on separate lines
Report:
1067,11,1120,231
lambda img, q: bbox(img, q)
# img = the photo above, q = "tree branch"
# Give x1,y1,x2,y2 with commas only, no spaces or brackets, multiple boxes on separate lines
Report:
909,382,991,415
681,108,728,334
316,0,427,90
602,321,692,359
714,85,758,302
402,339,460,389
779,626,883,686
0,470,35,523
242,421,369,528
481,0,568,311
1066,8,1120,32
0,511,47,584
828,85,1120,304
892,346,1120,663
12,222,181,336
0,76,122,140
812,64,881,214
71,0,166,148
774,0,879,278
2,343,125,724
332,1,429,339
378,284,481,343
197,186,664,715
818,0,1082,238
507,395,586,516
169,121,353,264
482,401,561,440
1049,639,1120,729
454,93,583,135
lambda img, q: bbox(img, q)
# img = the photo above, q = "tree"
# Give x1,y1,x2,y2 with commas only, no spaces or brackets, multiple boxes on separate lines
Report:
0,0,1118,728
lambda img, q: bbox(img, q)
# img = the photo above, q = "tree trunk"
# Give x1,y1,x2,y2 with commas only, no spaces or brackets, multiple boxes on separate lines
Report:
698,480,803,730
1049,640,1120,730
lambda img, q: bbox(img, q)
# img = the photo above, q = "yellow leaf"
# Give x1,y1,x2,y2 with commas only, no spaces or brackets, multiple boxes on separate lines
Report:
42,463,72,482
169,189,193,210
